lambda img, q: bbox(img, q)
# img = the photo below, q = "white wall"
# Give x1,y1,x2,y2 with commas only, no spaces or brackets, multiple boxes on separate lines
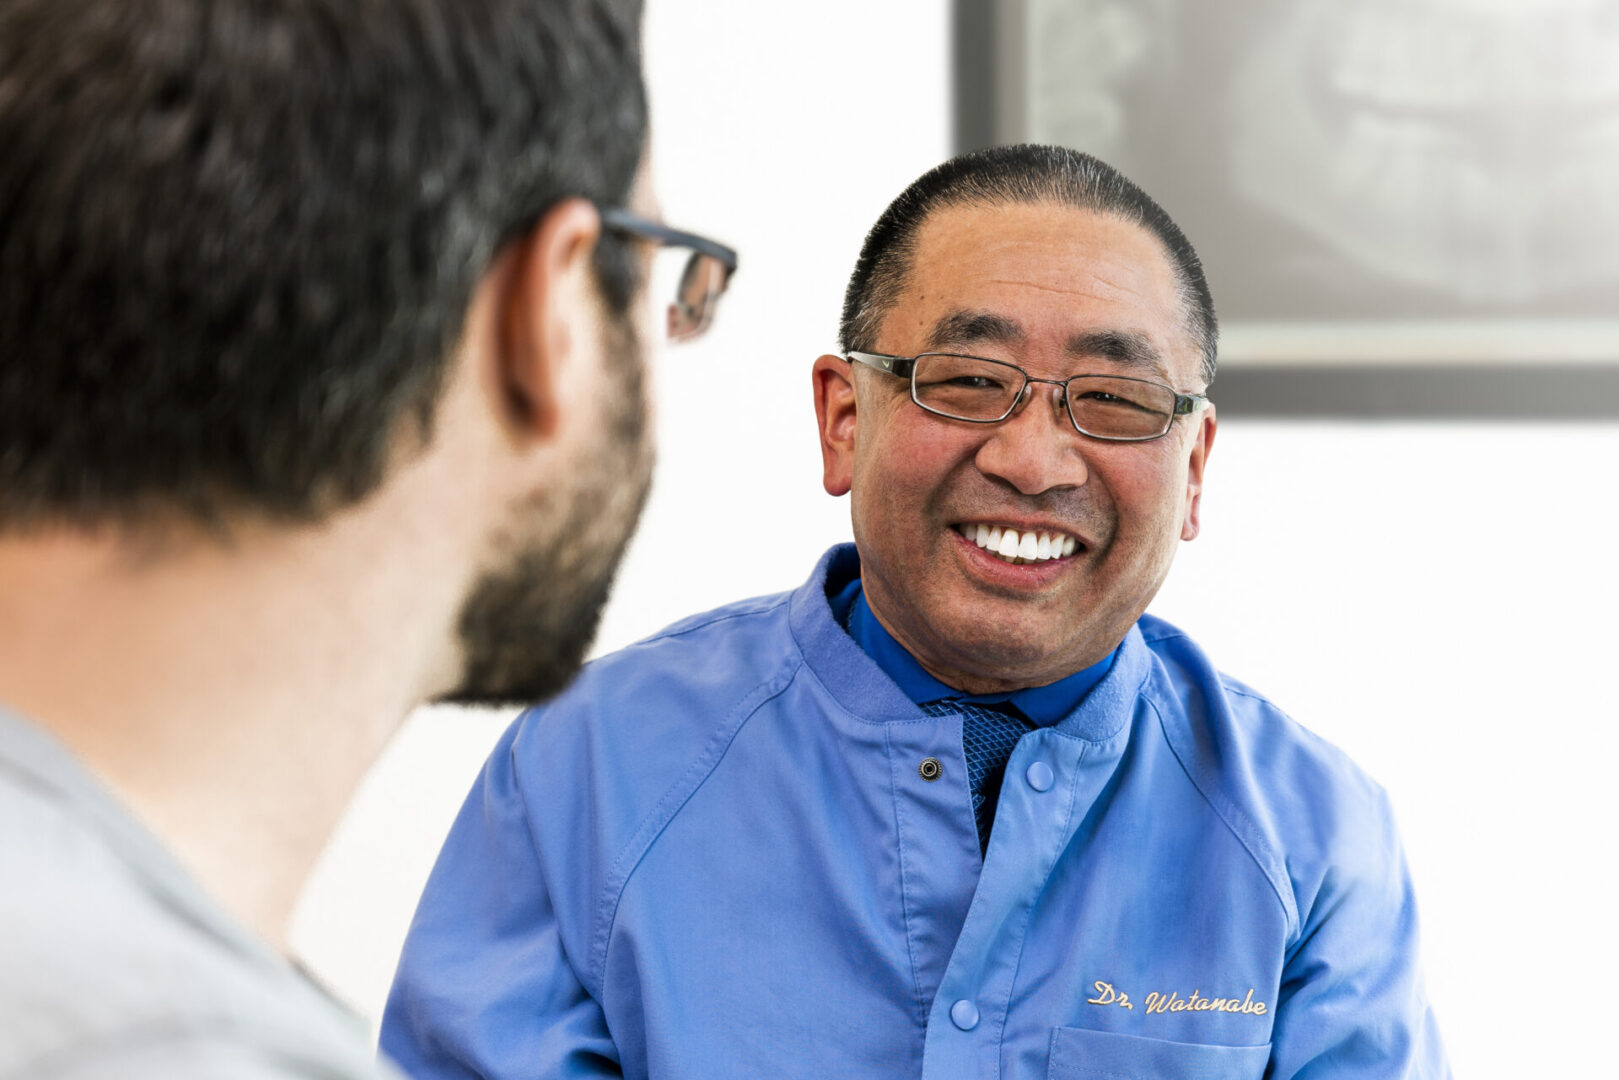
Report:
291,5,1615,1078
1152,422,1617,1080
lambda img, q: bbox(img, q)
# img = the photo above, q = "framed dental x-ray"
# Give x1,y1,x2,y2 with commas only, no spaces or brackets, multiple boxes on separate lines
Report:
953,0,1619,418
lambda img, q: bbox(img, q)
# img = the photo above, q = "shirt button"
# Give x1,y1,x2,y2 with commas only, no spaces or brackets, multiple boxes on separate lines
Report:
950,999,980,1031
1025,761,1055,792
918,757,943,781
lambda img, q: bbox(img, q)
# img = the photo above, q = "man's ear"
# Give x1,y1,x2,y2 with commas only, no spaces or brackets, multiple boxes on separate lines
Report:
812,353,858,496
1181,405,1216,541
485,198,605,446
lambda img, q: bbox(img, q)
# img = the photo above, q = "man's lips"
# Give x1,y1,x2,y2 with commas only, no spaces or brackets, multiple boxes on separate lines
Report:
951,522,1084,566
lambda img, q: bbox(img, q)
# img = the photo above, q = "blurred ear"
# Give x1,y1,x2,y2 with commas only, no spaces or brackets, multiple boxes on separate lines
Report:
481,198,604,446
812,353,858,496
1180,405,1216,541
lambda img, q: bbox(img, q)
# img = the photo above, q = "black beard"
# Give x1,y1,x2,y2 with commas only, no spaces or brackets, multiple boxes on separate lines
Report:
436,309,652,708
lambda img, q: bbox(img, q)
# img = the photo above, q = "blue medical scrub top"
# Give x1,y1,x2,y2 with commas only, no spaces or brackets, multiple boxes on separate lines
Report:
383,545,1448,1080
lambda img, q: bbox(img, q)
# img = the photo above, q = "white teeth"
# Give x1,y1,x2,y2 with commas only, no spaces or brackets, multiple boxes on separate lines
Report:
958,523,1080,564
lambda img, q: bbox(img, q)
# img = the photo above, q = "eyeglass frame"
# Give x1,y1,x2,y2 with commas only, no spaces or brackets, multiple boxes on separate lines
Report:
599,207,738,272
845,350,1210,443
598,207,737,340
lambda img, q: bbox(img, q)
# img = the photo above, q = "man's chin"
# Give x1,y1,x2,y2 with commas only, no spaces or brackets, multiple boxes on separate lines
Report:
435,540,619,710
433,680,578,712
436,476,645,711
430,621,602,712
924,612,1112,688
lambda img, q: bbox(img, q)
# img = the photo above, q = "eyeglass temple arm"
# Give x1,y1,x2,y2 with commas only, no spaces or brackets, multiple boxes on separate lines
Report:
845,351,918,378
599,207,739,271
1173,392,1209,415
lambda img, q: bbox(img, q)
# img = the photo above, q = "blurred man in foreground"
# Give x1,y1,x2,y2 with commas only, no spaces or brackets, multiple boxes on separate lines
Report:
384,145,1446,1079
0,0,735,1075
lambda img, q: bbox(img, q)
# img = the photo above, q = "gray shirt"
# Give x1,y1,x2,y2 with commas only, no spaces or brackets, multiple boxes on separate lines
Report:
0,706,400,1079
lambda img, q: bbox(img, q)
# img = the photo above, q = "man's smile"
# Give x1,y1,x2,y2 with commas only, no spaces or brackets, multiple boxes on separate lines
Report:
951,522,1083,565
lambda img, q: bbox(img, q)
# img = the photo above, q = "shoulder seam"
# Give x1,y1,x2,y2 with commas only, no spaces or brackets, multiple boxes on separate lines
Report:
1221,684,1275,707
635,594,793,647
1148,691,1302,939
587,657,807,998
1220,684,1358,779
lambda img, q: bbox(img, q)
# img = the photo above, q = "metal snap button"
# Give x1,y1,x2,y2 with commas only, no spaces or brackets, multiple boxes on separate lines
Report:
918,757,943,781
950,998,980,1030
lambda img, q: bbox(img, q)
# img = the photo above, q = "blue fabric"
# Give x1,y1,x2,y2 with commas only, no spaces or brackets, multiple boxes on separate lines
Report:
834,580,1116,725
833,578,1114,854
382,544,1450,1080
921,698,1031,854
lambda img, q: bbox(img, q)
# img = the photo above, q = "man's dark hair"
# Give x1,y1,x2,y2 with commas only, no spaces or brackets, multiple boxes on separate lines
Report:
839,144,1218,386
0,0,646,532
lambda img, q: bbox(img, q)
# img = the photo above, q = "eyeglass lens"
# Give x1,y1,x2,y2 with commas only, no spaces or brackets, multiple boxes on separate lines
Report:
651,246,732,342
911,353,1178,440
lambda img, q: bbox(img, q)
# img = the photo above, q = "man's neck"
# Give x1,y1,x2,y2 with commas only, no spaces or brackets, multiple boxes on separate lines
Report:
853,578,1122,697
0,514,470,949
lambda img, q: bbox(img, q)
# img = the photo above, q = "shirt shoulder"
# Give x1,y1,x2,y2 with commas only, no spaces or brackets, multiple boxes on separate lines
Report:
1135,614,1399,937
0,767,386,1080
511,587,802,765
10,1034,403,1080
502,586,806,851
483,589,812,993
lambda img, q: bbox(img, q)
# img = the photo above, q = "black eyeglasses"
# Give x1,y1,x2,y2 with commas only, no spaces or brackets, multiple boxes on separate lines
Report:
599,208,737,342
846,351,1208,442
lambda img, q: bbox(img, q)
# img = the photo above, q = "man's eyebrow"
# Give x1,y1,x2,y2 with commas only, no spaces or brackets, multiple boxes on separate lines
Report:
925,310,1024,351
1067,330,1168,377
924,315,1171,379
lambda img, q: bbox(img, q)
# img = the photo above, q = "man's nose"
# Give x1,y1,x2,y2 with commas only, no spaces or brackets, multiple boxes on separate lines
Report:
971,382,1090,495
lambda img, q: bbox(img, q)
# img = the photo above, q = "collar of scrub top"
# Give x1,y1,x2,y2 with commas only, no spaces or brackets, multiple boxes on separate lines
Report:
830,577,1117,728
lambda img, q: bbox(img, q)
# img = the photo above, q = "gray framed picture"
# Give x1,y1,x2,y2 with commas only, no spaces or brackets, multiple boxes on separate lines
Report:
954,0,1619,418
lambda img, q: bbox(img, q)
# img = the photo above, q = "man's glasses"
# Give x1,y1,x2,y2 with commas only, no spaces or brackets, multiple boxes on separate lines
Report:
846,351,1208,442
600,208,737,342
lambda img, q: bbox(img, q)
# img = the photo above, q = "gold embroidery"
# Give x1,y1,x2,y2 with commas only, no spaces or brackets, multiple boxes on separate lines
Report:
1085,981,1134,1010
1142,988,1267,1017
1086,981,1269,1017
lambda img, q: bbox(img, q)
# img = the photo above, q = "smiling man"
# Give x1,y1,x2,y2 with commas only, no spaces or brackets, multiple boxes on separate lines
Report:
383,146,1448,1080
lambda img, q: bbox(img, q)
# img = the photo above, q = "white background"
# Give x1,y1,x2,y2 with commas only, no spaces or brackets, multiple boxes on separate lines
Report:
291,4,1619,1077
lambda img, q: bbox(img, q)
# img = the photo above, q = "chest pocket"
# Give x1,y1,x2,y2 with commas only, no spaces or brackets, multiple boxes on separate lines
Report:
1047,1026,1270,1080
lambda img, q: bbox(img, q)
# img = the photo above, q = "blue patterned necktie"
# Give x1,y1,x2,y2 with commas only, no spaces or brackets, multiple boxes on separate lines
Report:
921,699,1034,854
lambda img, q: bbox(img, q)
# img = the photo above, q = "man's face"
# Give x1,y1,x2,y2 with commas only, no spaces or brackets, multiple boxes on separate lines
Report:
816,201,1215,692
441,245,655,707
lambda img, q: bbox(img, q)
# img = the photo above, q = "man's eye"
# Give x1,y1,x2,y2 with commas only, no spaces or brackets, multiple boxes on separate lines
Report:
920,375,1006,392
1075,389,1159,413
